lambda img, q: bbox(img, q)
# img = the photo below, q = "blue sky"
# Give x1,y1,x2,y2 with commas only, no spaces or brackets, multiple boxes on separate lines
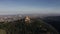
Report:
0,0,60,15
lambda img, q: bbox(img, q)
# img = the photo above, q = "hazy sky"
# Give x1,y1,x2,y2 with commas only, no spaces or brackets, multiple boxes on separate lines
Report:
0,0,60,15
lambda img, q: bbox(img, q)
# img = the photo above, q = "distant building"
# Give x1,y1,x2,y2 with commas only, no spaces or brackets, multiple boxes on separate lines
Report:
25,16,31,24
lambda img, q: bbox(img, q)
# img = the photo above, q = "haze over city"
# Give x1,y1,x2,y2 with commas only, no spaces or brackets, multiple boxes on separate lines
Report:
0,0,60,15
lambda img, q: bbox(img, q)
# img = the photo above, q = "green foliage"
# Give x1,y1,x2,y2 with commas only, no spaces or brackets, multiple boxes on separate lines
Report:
0,19,59,34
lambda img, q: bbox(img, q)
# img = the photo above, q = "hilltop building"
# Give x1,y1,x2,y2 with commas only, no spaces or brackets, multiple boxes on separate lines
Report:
25,16,31,24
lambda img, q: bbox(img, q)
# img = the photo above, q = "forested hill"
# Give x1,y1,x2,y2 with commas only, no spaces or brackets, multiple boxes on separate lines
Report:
0,18,59,34
42,16,60,33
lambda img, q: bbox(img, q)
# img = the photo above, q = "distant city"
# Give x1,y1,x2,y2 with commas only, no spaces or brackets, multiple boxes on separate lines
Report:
0,15,21,22
0,14,60,22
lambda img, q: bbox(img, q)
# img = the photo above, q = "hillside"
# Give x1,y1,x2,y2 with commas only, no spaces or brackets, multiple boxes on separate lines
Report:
0,18,59,34
42,16,60,34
